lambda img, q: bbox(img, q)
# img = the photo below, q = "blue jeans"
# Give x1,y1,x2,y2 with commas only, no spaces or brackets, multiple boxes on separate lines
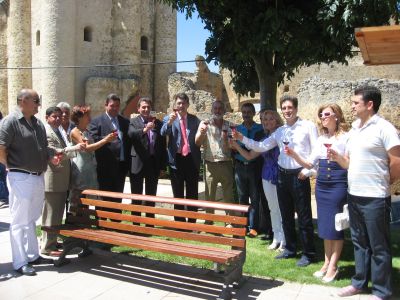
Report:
234,161,261,231
348,194,392,299
276,168,315,257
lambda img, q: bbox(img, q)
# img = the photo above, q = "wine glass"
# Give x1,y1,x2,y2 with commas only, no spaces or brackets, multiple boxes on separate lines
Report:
82,136,89,145
323,137,333,163
149,111,157,123
228,122,236,139
282,130,290,151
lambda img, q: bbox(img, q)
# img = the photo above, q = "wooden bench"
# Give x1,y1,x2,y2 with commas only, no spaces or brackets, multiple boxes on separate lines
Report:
42,189,249,299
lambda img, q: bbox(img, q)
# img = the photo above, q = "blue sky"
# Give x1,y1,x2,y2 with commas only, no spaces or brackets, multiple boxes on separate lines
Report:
177,11,219,73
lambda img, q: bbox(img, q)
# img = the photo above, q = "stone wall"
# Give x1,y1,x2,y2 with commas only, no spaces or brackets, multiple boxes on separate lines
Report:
85,77,139,117
296,77,400,129
0,0,176,119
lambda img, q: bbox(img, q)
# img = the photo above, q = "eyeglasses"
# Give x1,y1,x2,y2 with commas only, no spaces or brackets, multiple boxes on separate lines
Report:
319,112,335,119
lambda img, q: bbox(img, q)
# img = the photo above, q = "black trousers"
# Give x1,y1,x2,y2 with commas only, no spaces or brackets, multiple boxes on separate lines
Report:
349,194,392,299
276,168,315,258
97,161,128,213
130,158,159,218
169,153,199,223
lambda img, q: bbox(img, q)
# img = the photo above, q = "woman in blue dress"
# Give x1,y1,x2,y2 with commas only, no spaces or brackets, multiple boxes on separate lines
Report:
286,103,348,283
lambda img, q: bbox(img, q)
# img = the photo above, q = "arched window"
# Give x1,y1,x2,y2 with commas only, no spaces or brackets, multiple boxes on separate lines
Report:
141,36,148,51
84,27,92,42
36,30,40,46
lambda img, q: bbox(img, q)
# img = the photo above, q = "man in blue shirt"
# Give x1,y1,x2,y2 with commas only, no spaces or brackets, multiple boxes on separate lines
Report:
234,103,264,237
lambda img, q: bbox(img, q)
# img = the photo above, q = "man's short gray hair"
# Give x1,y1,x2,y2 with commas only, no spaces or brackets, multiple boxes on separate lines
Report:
56,102,71,111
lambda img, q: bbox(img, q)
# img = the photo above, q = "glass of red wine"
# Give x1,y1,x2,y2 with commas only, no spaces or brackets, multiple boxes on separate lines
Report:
282,139,289,150
172,108,179,113
149,111,157,123
203,119,210,126
323,140,333,162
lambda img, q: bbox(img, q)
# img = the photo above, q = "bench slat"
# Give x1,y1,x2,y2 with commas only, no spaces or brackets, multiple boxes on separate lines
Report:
63,216,246,248
79,198,248,226
73,207,246,237
54,227,240,264
82,189,249,213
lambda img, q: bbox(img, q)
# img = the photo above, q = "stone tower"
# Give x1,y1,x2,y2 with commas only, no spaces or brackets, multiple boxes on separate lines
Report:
0,0,176,116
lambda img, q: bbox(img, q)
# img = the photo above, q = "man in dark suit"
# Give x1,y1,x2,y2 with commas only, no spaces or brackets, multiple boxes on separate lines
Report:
88,94,130,204
161,92,201,223
128,97,166,217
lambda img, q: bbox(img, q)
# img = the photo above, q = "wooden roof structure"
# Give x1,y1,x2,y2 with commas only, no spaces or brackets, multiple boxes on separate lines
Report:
355,25,400,65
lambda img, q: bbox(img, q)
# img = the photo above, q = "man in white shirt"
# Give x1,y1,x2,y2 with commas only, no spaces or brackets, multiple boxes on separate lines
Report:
333,86,400,300
235,95,318,267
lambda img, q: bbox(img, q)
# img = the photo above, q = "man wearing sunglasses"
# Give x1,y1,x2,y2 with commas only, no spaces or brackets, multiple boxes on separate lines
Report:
0,89,61,276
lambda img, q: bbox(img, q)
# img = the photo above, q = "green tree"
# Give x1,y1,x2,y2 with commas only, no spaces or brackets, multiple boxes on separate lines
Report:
161,0,399,110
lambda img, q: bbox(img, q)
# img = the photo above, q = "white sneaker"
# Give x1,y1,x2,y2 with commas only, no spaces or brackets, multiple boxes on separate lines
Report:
268,240,280,250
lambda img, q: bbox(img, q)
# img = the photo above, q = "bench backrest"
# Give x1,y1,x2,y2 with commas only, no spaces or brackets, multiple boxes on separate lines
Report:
68,189,250,250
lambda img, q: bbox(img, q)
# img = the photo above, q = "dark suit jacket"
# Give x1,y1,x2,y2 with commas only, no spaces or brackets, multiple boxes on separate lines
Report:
128,116,166,174
88,113,131,170
160,113,201,171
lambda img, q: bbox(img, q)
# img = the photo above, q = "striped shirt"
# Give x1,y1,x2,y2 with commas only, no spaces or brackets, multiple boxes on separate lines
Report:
347,114,400,198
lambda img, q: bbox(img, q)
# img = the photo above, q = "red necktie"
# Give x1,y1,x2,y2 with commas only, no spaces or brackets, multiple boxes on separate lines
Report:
180,117,189,156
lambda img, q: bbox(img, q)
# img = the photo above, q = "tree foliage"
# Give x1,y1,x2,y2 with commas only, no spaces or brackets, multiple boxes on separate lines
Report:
161,0,399,109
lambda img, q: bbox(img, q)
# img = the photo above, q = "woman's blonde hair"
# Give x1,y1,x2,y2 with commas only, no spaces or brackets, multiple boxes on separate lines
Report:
317,103,348,135
261,110,284,134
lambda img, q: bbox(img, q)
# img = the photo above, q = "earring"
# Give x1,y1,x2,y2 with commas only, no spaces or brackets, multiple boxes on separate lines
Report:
335,118,338,121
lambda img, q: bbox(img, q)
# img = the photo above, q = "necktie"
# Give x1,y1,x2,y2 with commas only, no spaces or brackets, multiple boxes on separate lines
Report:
144,120,155,155
180,117,189,156
111,117,124,161
54,128,66,147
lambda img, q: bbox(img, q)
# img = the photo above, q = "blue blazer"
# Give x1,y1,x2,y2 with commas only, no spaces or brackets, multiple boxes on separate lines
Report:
161,113,201,171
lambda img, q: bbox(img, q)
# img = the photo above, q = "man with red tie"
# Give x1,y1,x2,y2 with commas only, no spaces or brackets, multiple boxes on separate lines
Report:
161,93,201,222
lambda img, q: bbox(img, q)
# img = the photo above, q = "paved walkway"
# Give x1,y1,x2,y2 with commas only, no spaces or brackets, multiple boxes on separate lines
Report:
0,180,387,300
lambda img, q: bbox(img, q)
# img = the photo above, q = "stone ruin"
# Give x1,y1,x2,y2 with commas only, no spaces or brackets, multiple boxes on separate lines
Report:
167,55,231,119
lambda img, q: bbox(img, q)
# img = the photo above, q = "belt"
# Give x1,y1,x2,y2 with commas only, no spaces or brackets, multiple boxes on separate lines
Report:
278,166,303,175
235,159,256,166
9,168,42,176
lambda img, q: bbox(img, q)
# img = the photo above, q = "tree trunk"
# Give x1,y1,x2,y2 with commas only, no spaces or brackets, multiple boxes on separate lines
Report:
252,55,278,111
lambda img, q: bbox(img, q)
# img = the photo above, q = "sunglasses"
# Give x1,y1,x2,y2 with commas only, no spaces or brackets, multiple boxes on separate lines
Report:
32,95,42,105
319,112,335,119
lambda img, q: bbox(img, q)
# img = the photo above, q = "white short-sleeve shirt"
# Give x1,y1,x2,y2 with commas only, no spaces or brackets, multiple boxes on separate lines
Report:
346,114,400,198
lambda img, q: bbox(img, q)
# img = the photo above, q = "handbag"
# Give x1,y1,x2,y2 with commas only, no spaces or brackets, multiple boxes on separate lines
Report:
335,204,349,231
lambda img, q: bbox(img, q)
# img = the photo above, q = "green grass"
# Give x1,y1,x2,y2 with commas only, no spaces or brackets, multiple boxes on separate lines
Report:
37,224,400,296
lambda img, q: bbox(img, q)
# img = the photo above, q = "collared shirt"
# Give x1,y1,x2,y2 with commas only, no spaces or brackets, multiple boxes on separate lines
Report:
58,122,75,146
202,119,231,162
234,122,263,162
0,109,49,172
346,114,400,198
242,118,318,176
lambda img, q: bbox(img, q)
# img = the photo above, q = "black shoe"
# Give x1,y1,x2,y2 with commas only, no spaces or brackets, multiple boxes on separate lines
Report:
275,252,296,260
296,255,313,267
16,265,36,276
30,256,54,265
